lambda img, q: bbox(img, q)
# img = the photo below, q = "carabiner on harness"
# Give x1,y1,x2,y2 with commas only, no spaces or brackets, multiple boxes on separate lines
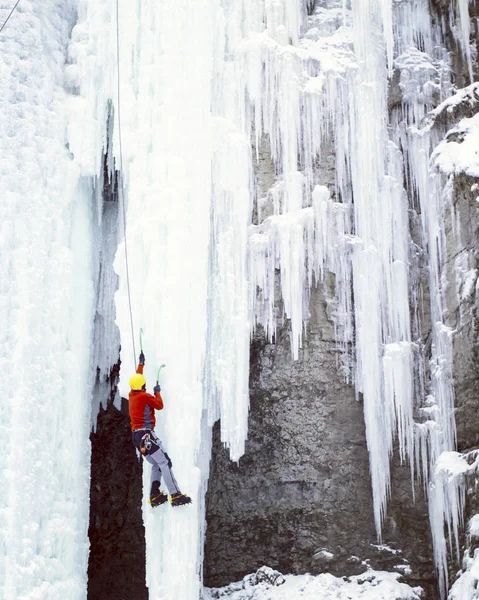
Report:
139,433,152,455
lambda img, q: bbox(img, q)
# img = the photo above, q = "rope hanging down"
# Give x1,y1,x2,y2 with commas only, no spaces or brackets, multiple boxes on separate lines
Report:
115,0,137,365
0,0,21,35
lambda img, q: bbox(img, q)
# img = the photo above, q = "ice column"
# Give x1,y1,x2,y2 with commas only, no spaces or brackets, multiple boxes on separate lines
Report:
0,2,93,598
344,0,413,536
396,3,470,591
429,452,471,597
113,2,217,598
69,0,253,597
407,124,457,598
454,0,473,82
204,118,252,461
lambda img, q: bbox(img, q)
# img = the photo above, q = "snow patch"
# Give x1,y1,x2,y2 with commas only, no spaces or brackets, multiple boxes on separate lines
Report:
433,113,479,177
203,567,423,600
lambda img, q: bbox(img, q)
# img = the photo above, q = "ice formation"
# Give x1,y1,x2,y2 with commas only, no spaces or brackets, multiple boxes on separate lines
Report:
449,505,479,600
429,451,474,596
454,0,474,83
0,2,93,599
1,0,477,599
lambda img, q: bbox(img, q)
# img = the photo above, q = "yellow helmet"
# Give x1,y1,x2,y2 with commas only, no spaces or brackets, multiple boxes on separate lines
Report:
129,373,146,391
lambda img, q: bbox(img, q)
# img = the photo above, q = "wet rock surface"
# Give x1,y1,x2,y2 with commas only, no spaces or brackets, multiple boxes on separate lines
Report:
88,397,147,600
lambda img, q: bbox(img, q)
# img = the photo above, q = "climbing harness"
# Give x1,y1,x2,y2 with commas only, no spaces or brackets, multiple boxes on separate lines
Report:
0,0,21,35
139,433,152,455
115,0,136,366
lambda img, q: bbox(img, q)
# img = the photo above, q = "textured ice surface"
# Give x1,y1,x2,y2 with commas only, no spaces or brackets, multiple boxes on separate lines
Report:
429,451,479,596
66,0,474,597
2,0,474,597
0,2,92,599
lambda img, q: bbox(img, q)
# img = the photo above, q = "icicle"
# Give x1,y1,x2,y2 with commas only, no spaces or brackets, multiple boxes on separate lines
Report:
383,342,414,465
338,0,415,537
204,118,252,461
311,185,354,372
248,203,314,359
380,0,394,77
405,53,460,595
454,0,473,83
408,128,457,461
429,452,472,598
393,0,435,59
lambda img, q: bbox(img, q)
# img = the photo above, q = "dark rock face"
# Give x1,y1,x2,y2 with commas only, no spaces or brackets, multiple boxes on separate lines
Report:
443,173,479,453
88,397,147,600
442,171,479,587
204,286,435,598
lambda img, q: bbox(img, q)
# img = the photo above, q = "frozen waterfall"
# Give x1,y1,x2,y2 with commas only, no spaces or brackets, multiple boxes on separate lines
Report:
0,0,476,598
0,2,92,598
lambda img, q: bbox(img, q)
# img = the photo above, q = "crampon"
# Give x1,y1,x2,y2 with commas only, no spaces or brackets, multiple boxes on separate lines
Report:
170,493,192,507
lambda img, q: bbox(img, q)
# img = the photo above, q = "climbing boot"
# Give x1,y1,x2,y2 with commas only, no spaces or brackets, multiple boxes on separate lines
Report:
149,480,168,508
170,493,192,507
149,491,168,508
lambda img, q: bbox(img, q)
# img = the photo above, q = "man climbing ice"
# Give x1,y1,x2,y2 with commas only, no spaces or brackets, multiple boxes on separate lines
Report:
129,352,192,508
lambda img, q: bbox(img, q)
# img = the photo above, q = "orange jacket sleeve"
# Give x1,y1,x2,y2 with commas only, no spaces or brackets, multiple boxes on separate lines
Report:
134,363,164,410
151,391,164,411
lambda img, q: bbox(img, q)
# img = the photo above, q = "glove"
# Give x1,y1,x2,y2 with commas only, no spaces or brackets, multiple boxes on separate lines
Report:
139,351,145,364
153,384,161,393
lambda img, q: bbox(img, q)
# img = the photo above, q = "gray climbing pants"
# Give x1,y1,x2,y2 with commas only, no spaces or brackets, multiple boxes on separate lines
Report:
132,429,181,496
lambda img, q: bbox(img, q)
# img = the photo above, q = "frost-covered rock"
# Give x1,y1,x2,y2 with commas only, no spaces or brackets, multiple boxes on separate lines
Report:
423,83,479,132
203,567,423,600
244,567,286,588
433,112,479,177
205,567,285,599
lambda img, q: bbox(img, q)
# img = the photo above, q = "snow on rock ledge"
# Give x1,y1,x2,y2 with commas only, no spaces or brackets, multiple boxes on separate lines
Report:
433,112,479,178
203,566,423,600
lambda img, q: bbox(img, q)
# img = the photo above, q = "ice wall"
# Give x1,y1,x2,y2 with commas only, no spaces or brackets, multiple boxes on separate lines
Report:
0,2,94,598
220,0,473,591
66,0,475,598
69,1,251,598
0,0,475,597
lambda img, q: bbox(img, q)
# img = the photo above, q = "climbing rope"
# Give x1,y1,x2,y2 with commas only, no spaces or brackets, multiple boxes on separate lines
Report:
115,0,136,365
0,0,21,35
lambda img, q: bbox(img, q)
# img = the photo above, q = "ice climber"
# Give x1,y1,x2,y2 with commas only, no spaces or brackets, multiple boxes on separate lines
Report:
129,352,192,507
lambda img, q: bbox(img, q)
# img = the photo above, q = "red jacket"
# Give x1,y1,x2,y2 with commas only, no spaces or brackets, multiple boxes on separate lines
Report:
129,364,164,431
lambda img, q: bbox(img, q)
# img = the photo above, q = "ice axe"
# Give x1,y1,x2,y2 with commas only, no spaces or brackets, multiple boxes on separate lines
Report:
156,364,166,386
140,329,165,383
